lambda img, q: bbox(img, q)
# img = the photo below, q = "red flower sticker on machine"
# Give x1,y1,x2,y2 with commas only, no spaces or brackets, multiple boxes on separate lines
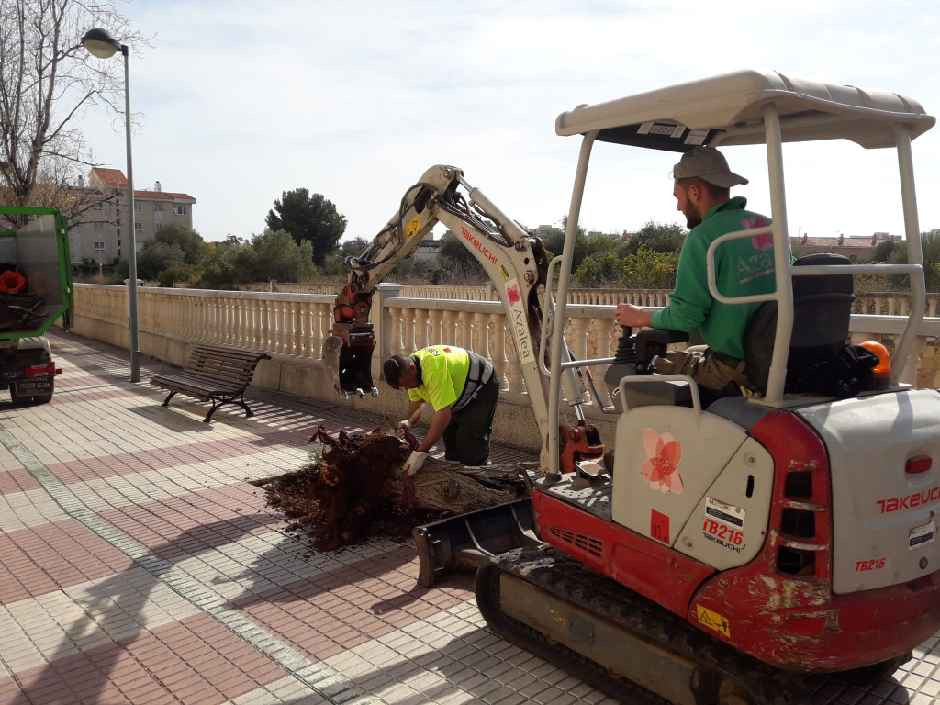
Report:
641,429,684,494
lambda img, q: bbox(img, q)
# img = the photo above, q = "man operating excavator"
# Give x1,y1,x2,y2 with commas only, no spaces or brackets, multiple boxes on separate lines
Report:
384,344,499,476
615,146,776,397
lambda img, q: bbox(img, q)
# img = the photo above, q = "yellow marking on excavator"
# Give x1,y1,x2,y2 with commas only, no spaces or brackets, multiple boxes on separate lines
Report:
404,217,422,238
696,604,732,638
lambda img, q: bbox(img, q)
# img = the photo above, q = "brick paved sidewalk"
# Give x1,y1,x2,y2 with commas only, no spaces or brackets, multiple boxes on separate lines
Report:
0,332,937,705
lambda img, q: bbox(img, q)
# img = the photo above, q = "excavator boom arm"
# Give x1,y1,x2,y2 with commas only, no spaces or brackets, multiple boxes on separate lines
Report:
323,164,596,470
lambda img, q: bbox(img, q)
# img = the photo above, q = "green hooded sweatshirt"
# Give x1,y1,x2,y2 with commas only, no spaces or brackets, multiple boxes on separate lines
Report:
651,197,776,360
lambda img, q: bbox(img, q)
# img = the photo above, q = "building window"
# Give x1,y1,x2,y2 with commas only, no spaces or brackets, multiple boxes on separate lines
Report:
134,202,141,212
175,205,186,216
95,201,103,210
135,222,143,231
154,203,163,211
93,241,105,251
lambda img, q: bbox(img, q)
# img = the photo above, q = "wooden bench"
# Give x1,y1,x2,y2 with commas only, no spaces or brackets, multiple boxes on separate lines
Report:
151,344,271,423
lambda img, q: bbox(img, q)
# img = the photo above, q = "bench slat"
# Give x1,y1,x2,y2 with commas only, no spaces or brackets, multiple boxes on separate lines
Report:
151,374,241,394
191,346,269,361
184,362,257,380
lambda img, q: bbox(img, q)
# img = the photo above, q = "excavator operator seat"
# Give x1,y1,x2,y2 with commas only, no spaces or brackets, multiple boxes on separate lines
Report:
743,253,855,394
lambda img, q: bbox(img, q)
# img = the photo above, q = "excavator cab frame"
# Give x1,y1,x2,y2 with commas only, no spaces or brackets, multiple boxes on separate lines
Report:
547,70,934,475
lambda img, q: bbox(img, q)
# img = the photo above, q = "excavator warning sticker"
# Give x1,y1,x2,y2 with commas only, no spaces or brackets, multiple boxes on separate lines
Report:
696,605,731,638
404,218,422,239
910,520,936,550
702,497,745,553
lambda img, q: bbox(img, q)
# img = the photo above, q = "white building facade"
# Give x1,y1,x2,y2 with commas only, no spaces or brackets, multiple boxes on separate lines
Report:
69,168,196,265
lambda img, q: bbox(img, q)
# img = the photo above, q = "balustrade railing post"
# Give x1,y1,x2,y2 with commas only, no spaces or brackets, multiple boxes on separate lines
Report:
428,309,442,345
455,311,469,349
374,283,401,382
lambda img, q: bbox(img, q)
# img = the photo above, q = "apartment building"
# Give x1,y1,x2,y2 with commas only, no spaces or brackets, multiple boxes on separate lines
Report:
69,167,196,265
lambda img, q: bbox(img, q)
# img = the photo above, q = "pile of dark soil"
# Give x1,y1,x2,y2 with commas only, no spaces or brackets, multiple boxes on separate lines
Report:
262,426,446,551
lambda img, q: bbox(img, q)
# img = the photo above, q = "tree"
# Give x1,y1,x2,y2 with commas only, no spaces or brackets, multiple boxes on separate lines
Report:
245,229,317,282
196,238,243,290
340,237,369,258
136,241,185,281
532,221,623,273
871,239,897,263
440,229,475,265
575,252,622,287
265,188,346,265
623,221,687,255
153,224,207,264
889,230,940,291
439,229,486,282
0,1,141,217
158,263,196,288
621,246,679,289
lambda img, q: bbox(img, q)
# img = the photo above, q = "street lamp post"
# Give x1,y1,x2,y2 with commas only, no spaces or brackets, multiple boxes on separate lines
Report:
82,27,140,383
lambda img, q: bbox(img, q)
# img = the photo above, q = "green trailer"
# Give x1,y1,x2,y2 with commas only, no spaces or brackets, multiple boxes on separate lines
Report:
0,207,73,405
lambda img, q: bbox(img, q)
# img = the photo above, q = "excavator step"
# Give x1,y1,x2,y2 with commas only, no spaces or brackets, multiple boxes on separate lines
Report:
474,545,902,705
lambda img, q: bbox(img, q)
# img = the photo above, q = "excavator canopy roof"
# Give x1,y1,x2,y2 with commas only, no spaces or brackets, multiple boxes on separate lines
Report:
554,70,934,152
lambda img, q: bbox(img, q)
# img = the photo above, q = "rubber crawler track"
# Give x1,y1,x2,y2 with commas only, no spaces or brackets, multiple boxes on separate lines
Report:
474,546,894,705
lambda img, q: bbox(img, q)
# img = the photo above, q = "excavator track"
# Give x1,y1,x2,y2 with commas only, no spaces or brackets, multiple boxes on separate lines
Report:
475,545,863,705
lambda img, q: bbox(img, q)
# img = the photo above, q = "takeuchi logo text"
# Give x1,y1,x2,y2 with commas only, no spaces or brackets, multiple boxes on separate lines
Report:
461,226,499,265
877,486,940,513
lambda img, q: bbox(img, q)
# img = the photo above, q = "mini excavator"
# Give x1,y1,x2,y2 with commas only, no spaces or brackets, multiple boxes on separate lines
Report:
323,72,940,705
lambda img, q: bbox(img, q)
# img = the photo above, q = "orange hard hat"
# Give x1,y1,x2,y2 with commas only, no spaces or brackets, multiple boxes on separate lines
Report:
0,270,26,295
859,340,891,376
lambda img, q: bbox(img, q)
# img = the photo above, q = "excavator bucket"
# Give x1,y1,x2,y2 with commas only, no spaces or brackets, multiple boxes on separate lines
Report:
413,498,539,587
321,326,378,398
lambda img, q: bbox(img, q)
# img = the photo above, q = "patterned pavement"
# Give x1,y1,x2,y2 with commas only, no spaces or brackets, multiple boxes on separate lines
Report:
0,332,937,705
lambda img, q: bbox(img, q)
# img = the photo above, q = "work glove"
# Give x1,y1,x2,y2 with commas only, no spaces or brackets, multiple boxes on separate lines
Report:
403,450,428,477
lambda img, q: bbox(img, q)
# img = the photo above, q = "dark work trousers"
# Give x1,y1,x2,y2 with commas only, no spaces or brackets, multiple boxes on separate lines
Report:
442,376,500,465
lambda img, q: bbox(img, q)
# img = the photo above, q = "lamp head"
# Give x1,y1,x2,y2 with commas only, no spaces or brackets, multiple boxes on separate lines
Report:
82,28,121,59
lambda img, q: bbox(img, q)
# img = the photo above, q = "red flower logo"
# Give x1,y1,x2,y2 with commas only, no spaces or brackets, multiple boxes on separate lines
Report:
506,284,521,306
641,429,684,494
742,216,773,251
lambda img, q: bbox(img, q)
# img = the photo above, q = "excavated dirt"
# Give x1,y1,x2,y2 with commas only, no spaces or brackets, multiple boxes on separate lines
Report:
262,426,446,552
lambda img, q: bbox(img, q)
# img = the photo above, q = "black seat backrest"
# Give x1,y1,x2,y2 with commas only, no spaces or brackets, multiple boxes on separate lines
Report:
744,253,855,394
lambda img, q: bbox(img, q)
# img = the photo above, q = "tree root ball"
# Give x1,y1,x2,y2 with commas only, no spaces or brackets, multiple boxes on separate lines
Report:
262,425,532,552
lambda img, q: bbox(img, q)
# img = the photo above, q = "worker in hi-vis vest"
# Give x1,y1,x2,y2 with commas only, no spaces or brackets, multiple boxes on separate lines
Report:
383,344,499,476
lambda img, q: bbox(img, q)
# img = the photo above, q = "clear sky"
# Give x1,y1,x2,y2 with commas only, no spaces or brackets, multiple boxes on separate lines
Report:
76,0,940,243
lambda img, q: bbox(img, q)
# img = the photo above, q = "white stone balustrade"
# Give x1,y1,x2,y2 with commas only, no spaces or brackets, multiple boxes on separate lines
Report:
71,283,940,448
73,285,336,365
